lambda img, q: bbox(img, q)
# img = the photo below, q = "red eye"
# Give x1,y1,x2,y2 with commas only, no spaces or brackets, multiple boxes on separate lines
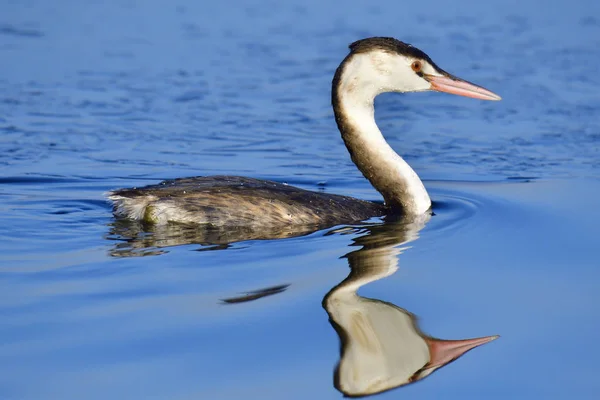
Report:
411,61,422,72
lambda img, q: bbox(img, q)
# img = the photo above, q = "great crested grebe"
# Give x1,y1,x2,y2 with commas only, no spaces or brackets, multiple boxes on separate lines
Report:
109,37,500,227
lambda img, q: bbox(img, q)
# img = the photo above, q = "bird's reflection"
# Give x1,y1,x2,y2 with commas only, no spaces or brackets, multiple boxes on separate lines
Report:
106,215,498,397
106,219,335,256
323,216,497,397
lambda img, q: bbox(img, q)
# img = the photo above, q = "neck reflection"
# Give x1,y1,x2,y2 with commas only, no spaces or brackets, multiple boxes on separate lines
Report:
324,216,498,397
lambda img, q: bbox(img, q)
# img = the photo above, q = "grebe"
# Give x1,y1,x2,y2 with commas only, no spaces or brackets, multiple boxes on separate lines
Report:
109,37,500,227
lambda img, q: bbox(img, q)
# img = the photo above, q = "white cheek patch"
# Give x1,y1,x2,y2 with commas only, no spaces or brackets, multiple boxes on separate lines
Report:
420,62,440,76
370,53,392,76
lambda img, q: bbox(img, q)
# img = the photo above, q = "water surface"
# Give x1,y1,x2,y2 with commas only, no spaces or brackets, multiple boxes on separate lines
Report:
1,0,600,399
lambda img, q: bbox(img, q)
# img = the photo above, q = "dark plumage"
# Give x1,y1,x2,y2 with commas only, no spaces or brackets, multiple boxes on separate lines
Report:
110,176,385,227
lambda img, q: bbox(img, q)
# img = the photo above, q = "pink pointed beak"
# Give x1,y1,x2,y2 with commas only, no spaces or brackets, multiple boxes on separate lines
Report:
426,334,499,368
425,74,501,101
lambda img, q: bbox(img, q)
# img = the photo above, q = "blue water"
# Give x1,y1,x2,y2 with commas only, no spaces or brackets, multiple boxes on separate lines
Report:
1,0,600,399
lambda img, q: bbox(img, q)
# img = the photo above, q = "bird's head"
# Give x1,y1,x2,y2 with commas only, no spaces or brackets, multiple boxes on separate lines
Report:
335,37,501,101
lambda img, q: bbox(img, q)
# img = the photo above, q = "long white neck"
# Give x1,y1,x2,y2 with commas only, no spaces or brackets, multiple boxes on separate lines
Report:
332,53,431,215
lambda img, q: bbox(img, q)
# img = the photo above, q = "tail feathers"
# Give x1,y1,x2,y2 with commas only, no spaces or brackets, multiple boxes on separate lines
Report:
108,192,156,221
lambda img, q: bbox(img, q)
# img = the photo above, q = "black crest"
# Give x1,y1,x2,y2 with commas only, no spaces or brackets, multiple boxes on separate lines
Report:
348,37,443,72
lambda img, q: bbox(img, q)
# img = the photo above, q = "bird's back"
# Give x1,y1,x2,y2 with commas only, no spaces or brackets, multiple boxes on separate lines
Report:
109,176,385,228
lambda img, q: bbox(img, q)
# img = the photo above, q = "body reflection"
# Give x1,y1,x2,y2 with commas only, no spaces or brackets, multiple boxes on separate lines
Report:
324,216,498,397
107,219,344,256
